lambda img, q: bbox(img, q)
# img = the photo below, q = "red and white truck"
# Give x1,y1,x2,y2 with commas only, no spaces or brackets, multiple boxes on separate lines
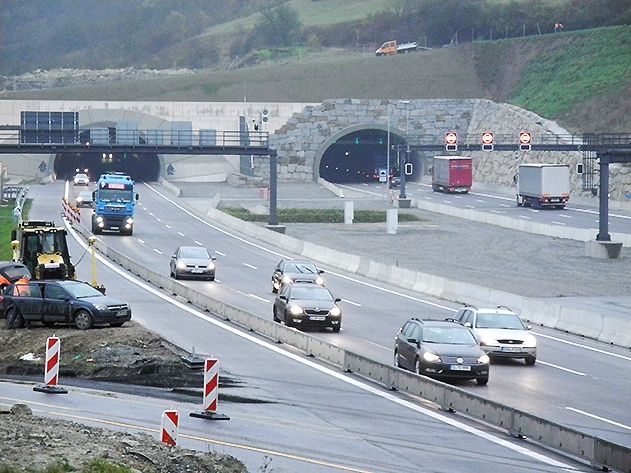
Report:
516,163,570,209
432,156,473,193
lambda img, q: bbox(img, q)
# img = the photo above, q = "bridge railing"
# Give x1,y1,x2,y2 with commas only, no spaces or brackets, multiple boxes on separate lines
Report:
0,129,269,149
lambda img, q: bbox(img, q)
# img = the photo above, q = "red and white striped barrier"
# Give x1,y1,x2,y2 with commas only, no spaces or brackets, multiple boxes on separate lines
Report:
190,358,229,420
161,410,179,446
33,336,67,394
61,199,80,225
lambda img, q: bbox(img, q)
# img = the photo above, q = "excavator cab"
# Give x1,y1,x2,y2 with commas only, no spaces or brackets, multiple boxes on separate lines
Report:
11,221,75,280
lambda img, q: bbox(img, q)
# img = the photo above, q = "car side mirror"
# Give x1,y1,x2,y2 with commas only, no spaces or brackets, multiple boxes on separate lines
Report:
171,254,176,259
279,295,287,301
464,322,472,328
527,325,532,330
135,193,139,201
211,257,216,261
334,298,341,303
318,269,324,274
92,191,96,200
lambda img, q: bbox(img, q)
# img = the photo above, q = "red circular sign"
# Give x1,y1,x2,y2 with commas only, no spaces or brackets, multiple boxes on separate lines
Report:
519,132,531,144
481,132,494,144
445,132,458,145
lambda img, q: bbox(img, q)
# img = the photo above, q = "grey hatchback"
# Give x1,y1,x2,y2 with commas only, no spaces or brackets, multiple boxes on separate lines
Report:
3,280,131,330
170,246,216,280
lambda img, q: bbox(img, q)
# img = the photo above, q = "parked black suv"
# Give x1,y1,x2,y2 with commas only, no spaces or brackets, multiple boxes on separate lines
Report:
3,280,131,330
394,318,490,385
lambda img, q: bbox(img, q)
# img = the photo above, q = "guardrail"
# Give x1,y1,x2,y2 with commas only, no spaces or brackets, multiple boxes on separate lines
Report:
68,219,631,473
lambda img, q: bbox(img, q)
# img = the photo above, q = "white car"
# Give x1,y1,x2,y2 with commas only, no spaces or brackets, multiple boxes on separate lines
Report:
454,306,537,365
73,173,90,186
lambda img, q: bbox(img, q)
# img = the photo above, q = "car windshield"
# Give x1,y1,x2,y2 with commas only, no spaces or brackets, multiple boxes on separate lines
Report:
75,174,87,179
423,327,476,345
179,247,210,259
476,313,525,330
290,287,332,301
285,262,317,274
79,191,92,199
63,283,104,299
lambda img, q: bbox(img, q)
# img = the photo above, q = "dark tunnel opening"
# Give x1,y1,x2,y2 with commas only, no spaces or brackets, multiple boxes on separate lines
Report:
54,151,160,182
318,129,420,184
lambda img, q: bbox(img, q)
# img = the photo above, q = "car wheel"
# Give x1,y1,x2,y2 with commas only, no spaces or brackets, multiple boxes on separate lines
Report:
208,275,215,281
284,311,294,328
393,350,400,368
5,308,17,329
414,357,422,374
525,356,536,366
273,308,280,323
476,376,489,385
271,283,278,294
331,324,340,333
110,322,125,327
173,271,180,280
74,310,93,330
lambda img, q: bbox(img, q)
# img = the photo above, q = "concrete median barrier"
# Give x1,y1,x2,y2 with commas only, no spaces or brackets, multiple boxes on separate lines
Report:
69,220,630,472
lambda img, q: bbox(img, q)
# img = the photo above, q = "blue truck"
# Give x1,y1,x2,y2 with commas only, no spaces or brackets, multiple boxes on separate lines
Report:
91,173,139,235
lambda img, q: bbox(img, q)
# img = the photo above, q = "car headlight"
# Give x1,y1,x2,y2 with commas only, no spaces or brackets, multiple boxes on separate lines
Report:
523,334,537,347
479,336,497,347
207,261,215,270
96,216,103,223
288,304,303,315
330,306,341,316
93,303,108,311
478,354,490,364
315,276,324,285
77,196,83,202
281,275,292,285
423,352,441,363
176,261,186,269
126,217,133,224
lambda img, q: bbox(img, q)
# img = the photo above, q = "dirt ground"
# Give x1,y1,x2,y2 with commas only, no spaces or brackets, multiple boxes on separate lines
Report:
0,321,248,472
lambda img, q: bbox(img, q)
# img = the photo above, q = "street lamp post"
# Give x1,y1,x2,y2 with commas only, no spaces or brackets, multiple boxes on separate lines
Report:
399,103,410,199
386,103,391,191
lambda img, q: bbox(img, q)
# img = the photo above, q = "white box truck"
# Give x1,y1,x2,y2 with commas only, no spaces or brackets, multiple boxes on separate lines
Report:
516,163,570,209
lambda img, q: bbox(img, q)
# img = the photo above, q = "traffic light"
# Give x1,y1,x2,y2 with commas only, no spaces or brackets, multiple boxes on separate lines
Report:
404,163,413,175
481,132,494,151
445,131,458,151
519,132,532,151
261,109,269,123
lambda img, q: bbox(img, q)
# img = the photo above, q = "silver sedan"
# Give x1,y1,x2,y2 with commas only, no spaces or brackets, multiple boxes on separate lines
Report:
170,246,216,281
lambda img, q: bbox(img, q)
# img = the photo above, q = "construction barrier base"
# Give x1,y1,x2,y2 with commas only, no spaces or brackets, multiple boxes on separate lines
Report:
33,385,68,394
190,410,230,421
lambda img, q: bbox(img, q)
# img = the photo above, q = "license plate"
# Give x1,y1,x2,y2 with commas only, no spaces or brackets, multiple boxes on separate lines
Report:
309,316,326,321
116,310,127,317
450,365,471,371
191,269,203,273
501,346,521,352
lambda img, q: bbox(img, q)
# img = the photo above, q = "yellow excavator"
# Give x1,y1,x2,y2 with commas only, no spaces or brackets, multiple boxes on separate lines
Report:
11,221,75,280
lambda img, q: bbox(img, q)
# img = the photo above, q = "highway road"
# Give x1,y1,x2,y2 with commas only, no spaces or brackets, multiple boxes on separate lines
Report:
46,180,631,450
0,181,592,473
342,180,631,237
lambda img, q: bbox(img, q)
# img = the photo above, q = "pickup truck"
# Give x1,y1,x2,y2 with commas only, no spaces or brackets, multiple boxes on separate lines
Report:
375,40,417,56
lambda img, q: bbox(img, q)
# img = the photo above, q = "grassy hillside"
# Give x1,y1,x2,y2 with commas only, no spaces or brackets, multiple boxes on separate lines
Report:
3,26,629,133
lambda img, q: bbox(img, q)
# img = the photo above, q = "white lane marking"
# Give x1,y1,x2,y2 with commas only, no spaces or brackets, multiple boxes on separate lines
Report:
215,251,226,256
465,205,475,209
500,204,510,208
569,207,631,220
537,361,585,376
424,196,432,200
178,232,185,237
156,218,162,222
137,238,145,244
533,332,631,362
341,299,361,307
166,224,171,229
443,200,452,204
194,240,203,246
148,212,154,216
243,263,258,270
490,210,503,214
475,199,485,203
551,221,566,226
153,248,162,255
63,219,575,470
566,407,631,431
528,209,539,213
519,215,531,220
248,293,271,303
559,214,572,219
142,184,631,365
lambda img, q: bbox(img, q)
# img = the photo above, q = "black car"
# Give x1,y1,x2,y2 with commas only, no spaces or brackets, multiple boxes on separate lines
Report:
3,279,131,330
271,259,325,293
394,318,490,385
273,283,341,332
